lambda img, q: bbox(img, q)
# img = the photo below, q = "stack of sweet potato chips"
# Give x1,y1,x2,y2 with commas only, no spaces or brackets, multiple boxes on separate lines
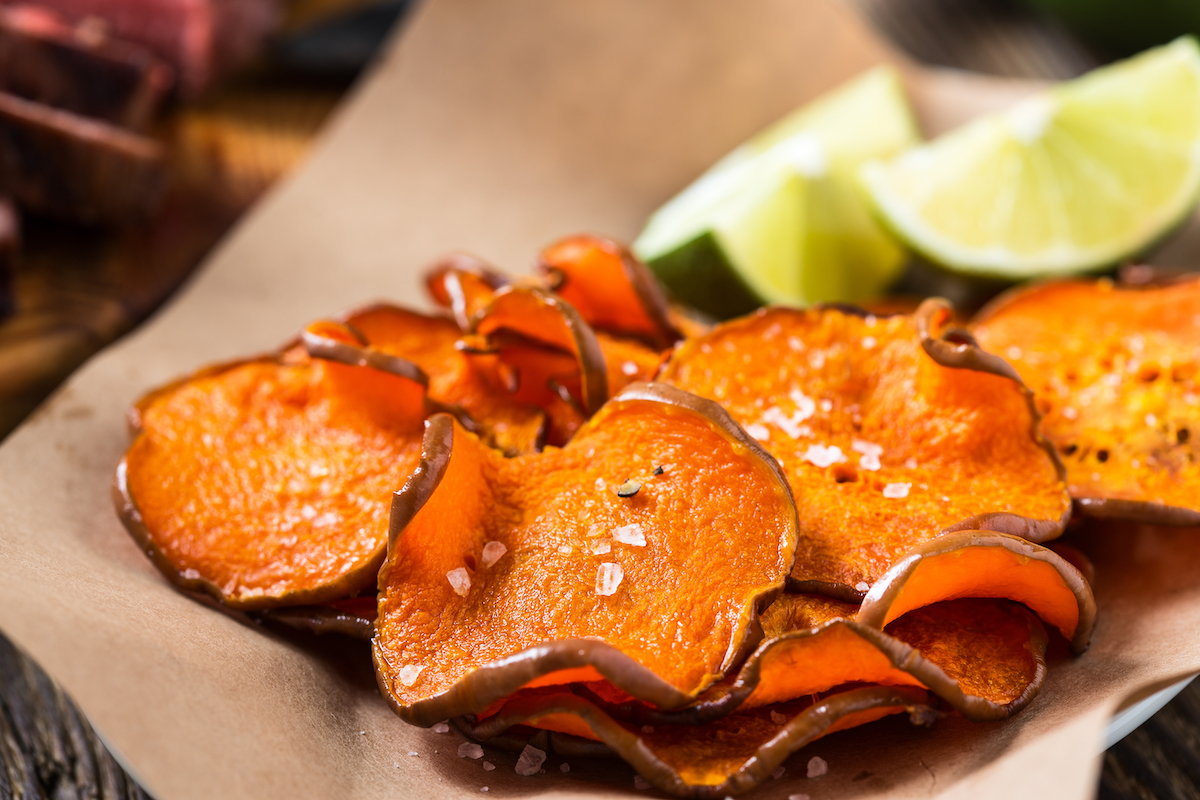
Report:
116,234,1200,797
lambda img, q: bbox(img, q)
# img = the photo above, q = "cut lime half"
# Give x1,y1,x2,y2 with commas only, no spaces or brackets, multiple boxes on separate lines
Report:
634,66,919,319
862,36,1200,279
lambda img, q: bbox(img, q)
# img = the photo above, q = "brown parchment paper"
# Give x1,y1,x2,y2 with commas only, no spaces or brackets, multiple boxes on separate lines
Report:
3,2,1200,798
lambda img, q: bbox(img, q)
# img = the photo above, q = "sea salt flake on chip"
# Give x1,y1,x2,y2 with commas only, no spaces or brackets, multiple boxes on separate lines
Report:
432,721,450,733
613,523,646,546
803,444,847,468
883,483,911,499
807,756,828,778
483,761,495,771
596,562,624,596
788,388,817,420
560,763,570,773
398,665,424,686
746,423,771,441
772,767,786,780
591,540,611,555
446,567,471,596
481,541,507,567
769,710,787,724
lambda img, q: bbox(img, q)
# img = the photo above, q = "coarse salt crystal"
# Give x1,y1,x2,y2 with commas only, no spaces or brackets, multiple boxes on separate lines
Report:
480,788,488,793
558,544,574,555
803,444,847,468
432,721,450,734
746,423,771,441
852,439,883,471
592,540,612,555
1104,373,1122,387
1146,413,1158,427
560,763,571,773
596,563,624,596
446,567,471,596
788,335,805,351
772,767,786,780
788,389,817,421
1006,346,1022,361
398,665,423,687
883,482,911,499
409,751,418,756
769,710,788,724
905,457,919,470
458,743,484,759
481,541,507,568
808,756,828,778
819,399,833,412
763,406,810,439
621,360,640,377
483,761,495,771
1062,407,1078,420
1132,459,1141,469
855,581,869,592
595,477,606,491
613,523,646,547
861,336,877,350
810,351,826,369
515,745,547,776
634,776,652,790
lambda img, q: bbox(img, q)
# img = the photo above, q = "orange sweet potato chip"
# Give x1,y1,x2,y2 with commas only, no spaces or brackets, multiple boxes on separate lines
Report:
472,285,609,414
972,275,1200,525
339,303,547,455
424,253,511,331
373,382,799,726
538,234,682,348
115,322,429,609
659,300,1071,596
457,685,934,797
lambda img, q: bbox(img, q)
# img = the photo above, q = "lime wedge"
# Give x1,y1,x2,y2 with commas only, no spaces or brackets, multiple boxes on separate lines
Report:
634,66,918,319
862,37,1200,279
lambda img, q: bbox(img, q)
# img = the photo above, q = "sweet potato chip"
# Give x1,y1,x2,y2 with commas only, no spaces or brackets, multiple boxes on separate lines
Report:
424,253,510,330
458,685,934,797
576,591,1049,725
338,303,546,455
972,275,1200,525
538,234,682,348
857,531,1096,654
659,300,1070,596
471,285,609,414
115,322,429,609
373,382,799,726
598,331,668,395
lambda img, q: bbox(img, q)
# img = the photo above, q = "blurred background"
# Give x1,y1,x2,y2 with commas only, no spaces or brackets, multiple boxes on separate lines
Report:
0,0,1197,797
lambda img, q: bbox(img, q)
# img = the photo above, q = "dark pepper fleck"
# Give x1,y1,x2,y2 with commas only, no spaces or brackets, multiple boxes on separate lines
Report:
652,465,664,476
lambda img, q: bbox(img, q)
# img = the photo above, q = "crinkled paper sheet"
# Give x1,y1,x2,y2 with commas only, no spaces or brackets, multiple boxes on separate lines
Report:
2,2,1200,798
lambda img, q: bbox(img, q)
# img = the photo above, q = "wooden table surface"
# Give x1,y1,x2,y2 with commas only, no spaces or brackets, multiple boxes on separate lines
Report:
1,1,1197,798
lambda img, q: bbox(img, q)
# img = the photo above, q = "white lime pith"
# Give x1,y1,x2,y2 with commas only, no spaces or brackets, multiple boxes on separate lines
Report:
634,66,919,318
862,37,1200,279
